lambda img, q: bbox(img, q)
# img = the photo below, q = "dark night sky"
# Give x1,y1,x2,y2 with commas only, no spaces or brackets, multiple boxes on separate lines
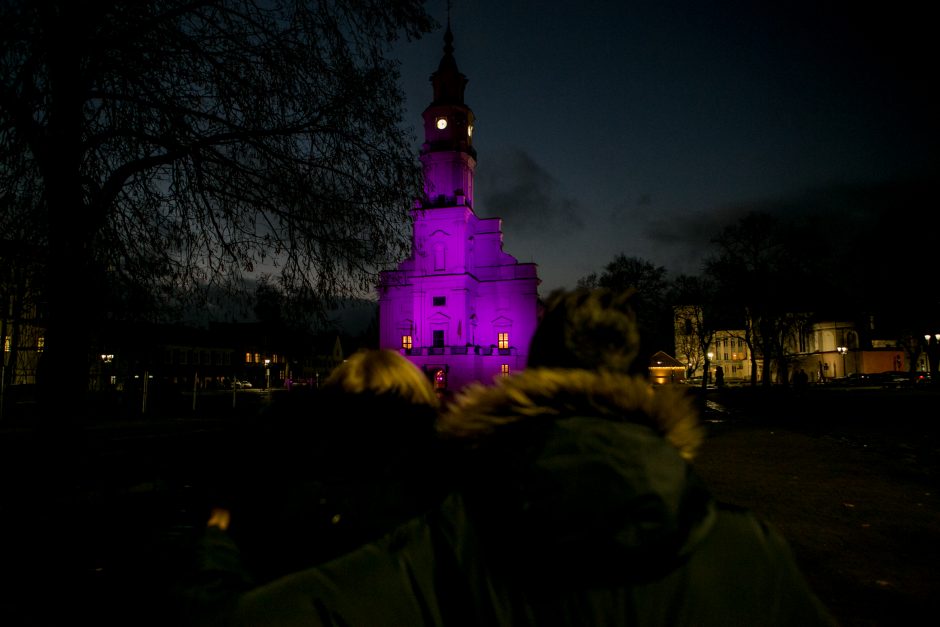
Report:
390,1,935,293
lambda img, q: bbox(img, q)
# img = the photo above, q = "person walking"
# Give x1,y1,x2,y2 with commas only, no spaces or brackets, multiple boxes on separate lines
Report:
226,288,839,626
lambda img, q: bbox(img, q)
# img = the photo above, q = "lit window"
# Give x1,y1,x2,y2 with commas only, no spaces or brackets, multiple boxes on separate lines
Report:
254,352,260,364
37,337,44,352
500,364,510,377
245,352,252,363
3,336,9,352
402,335,413,350
498,332,509,349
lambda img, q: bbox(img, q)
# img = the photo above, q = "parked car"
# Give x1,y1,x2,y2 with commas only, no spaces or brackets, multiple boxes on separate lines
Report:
829,371,926,388
231,379,252,389
913,372,931,387
864,371,913,388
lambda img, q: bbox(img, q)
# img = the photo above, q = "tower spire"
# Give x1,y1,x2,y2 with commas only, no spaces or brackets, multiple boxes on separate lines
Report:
430,7,465,105
443,20,454,58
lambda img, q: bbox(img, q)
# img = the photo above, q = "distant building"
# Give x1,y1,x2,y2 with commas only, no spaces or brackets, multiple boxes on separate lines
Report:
648,351,686,385
378,26,540,392
673,305,911,385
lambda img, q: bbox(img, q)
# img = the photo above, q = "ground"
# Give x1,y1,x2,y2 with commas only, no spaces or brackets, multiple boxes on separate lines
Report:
693,387,940,626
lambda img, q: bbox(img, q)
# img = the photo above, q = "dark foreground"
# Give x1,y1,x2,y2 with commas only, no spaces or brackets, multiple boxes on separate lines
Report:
0,386,938,626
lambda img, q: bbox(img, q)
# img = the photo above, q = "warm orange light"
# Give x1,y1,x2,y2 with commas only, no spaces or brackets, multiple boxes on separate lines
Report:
207,507,231,531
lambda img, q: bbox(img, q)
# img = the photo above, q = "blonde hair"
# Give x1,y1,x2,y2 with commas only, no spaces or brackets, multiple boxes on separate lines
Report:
324,349,439,409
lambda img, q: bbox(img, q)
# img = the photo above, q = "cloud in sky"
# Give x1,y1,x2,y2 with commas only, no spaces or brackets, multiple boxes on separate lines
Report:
476,148,583,235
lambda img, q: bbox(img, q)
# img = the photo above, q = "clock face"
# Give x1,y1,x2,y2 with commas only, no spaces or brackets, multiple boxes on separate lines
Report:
436,117,447,130
467,124,473,138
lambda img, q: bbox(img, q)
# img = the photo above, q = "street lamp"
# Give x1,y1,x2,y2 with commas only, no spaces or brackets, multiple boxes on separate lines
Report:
836,346,847,377
924,334,940,383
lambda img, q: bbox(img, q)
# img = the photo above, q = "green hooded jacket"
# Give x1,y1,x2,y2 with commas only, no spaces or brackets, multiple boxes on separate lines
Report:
229,369,839,627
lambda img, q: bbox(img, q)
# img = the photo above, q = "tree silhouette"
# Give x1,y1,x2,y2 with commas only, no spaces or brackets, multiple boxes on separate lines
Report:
670,275,720,388
579,254,671,373
0,0,433,418
705,211,818,386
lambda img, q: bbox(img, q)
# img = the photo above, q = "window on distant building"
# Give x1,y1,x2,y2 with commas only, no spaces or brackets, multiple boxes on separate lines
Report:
3,336,9,352
38,336,44,352
245,352,251,363
498,332,509,349
500,364,510,376
402,335,413,350
433,296,446,306
433,330,445,348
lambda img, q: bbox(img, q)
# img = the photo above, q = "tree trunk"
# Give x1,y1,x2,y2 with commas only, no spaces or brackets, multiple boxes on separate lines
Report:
35,11,94,427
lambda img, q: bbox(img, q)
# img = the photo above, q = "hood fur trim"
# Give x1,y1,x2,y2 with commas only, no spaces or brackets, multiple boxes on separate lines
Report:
438,368,703,461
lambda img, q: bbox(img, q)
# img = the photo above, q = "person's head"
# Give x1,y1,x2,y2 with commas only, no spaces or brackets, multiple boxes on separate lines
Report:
324,348,440,410
527,287,640,373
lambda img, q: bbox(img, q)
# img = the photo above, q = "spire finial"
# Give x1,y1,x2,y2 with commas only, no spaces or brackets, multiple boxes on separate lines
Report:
443,0,454,55
443,1,454,57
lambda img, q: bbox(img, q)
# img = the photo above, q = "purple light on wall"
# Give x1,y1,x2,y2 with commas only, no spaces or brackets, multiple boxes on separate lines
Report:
377,26,540,392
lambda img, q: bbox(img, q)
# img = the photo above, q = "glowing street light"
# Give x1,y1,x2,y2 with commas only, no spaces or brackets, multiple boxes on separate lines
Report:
836,346,847,377
924,334,940,383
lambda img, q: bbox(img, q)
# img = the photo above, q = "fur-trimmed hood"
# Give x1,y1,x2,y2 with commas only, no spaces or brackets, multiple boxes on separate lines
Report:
438,368,716,583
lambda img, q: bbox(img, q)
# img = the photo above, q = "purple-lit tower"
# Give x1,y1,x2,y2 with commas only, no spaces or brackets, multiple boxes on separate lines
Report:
378,26,540,393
